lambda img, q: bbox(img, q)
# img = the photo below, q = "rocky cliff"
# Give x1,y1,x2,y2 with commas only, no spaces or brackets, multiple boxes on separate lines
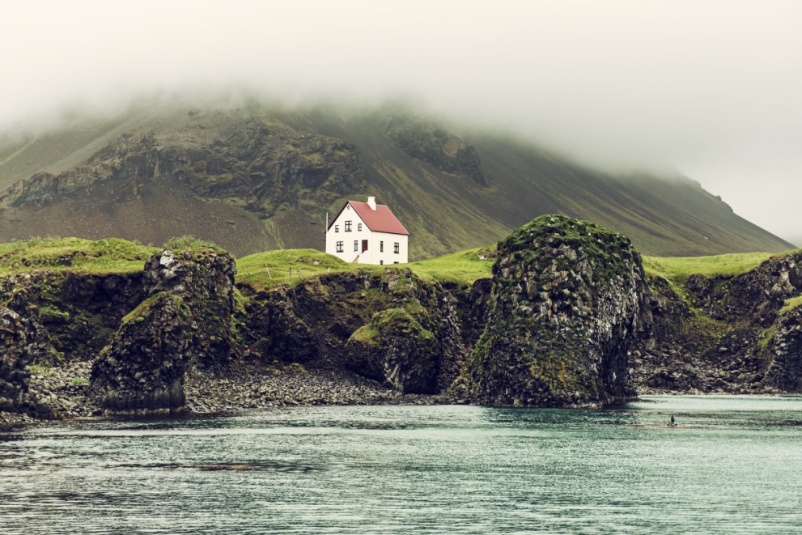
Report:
2,220,801,423
90,248,238,412
241,268,467,395
634,251,802,393
462,215,653,407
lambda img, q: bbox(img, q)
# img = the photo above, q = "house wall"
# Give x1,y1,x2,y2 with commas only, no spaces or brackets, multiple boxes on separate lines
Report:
325,205,408,265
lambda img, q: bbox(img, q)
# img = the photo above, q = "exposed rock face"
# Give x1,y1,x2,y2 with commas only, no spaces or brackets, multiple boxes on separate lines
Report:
344,308,440,394
242,268,467,394
90,293,190,411
384,114,488,186
464,215,653,407
143,249,237,369
0,307,52,413
90,249,237,412
633,251,802,394
762,306,802,391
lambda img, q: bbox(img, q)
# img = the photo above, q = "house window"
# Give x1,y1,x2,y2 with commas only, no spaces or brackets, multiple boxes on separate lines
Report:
345,221,352,232
336,241,344,253
380,260,384,265
335,225,339,233
380,241,384,253
394,242,400,254
354,240,358,252
394,261,399,264
358,223,362,231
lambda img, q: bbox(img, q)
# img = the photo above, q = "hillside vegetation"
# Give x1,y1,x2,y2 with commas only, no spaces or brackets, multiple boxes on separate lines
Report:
0,100,793,258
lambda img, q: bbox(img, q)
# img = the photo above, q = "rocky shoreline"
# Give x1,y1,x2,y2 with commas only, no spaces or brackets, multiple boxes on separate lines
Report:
0,360,446,429
3,216,801,426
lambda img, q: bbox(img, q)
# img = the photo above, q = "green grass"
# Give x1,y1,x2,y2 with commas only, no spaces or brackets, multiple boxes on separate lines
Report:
236,248,371,290
642,252,776,285
0,237,158,275
236,246,497,290
780,296,802,316
407,247,495,286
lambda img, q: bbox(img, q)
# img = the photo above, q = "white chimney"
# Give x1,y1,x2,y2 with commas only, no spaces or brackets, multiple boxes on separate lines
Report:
367,196,376,210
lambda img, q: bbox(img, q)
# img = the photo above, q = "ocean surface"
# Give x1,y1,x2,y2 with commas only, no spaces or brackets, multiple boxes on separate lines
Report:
2,396,802,534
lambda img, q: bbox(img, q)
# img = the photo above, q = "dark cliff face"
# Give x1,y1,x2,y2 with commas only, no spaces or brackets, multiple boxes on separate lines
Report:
633,251,802,394
0,307,51,414
463,215,653,407
241,269,468,395
90,249,238,412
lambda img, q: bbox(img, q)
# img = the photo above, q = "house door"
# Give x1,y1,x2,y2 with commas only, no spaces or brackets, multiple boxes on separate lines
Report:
362,240,368,253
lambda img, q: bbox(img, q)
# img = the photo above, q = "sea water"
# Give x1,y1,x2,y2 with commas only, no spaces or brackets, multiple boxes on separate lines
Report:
2,396,801,534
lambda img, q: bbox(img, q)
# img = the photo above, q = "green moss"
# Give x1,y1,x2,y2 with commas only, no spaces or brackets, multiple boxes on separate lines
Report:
758,324,778,354
27,364,56,377
349,324,380,346
780,296,802,316
121,292,189,325
162,235,226,254
37,306,71,323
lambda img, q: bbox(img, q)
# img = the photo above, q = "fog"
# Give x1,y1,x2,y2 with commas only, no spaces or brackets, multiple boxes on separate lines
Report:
2,0,800,244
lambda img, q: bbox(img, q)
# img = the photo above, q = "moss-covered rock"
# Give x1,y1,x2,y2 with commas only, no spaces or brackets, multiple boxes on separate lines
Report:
90,292,190,411
344,308,440,394
90,248,238,412
241,268,467,393
464,215,653,407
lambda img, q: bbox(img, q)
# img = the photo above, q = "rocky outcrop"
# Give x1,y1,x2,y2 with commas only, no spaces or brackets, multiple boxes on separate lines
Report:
242,268,467,394
90,249,238,412
633,251,802,394
0,307,52,413
760,305,802,391
384,114,488,186
464,215,653,407
344,308,440,394
89,293,190,411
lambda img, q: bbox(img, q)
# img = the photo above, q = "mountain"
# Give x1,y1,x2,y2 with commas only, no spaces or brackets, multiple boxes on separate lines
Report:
0,100,793,258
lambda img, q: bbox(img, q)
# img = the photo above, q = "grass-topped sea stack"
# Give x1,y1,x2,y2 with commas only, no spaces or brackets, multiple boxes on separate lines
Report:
464,215,653,407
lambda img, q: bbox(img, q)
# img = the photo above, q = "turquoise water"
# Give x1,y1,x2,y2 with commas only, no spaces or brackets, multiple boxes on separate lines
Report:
2,396,802,534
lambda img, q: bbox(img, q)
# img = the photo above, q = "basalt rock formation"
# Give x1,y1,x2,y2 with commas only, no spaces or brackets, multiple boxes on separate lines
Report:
463,215,653,407
90,248,238,412
633,251,802,393
241,268,467,395
0,306,52,413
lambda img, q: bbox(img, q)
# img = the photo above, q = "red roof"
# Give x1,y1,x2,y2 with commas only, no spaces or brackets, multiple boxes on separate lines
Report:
333,200,409,236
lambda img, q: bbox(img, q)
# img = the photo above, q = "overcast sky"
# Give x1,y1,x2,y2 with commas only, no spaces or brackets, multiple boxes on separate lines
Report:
2,0,801,243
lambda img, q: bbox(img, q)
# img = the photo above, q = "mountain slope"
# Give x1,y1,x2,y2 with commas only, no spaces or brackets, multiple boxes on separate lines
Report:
0,101,793,258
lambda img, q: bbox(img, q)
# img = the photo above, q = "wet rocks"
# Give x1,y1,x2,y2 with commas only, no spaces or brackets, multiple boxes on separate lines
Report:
464,215,653,407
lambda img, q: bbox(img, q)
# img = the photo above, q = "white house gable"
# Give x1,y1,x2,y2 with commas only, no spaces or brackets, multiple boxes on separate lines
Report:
326,196,409,265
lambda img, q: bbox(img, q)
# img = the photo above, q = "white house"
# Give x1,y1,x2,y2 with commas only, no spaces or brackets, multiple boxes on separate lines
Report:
326,196,409,265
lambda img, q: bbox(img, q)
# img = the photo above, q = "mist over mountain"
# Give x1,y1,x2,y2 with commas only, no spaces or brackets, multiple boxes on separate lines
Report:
0,98,793,258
